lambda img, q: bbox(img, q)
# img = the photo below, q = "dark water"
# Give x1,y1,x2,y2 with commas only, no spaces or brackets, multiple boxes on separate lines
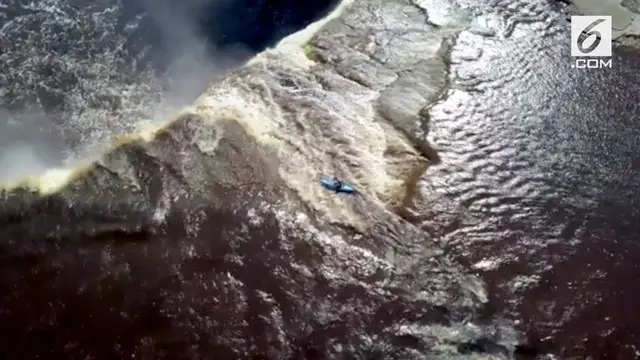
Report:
420,2,640,357
3,0,640,358
0,114,510,359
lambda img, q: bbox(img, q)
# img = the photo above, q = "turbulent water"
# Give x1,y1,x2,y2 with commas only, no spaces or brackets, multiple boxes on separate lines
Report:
1,0,639,358
0,0,337,178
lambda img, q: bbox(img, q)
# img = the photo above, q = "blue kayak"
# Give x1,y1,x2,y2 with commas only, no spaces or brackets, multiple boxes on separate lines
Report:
320,176,356,194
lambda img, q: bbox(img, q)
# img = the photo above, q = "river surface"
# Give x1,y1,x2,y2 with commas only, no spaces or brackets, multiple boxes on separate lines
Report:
2,0,640,358
419,0,640,357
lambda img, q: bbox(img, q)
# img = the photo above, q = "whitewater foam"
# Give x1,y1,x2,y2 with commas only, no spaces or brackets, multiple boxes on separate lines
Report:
0,165,88,195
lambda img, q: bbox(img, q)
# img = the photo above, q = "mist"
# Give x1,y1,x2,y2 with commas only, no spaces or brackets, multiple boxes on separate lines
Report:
0,109,68,183
138,0,254,108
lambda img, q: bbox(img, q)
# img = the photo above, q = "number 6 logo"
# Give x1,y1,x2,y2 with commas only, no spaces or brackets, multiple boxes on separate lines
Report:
577,18,604,54
570,16,612,57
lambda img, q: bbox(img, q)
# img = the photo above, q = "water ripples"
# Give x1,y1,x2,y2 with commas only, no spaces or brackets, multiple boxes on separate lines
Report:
417,0,640,356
